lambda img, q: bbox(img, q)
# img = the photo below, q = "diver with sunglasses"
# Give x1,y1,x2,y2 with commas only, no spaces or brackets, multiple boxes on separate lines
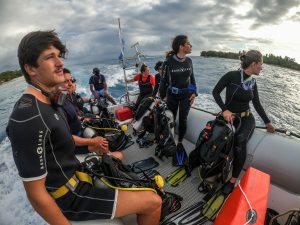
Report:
212,50,275,189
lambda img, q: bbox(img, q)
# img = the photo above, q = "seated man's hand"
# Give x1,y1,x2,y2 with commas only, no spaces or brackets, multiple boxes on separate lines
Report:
91,136,109,153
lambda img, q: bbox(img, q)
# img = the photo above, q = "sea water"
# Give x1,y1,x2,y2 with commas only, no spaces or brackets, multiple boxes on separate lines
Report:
0,56,299,224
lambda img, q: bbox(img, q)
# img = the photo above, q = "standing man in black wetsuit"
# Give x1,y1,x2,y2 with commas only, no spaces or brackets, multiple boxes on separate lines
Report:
212,50,275,189
6,30,161,225
153,61,163,97
89,67,117,105
158,35,197,146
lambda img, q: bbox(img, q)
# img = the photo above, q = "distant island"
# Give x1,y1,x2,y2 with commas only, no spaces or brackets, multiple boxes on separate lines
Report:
0,70,22,85
201,50,300,71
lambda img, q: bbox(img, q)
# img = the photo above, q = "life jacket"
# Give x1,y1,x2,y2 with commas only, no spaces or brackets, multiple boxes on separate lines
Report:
139,74,153,95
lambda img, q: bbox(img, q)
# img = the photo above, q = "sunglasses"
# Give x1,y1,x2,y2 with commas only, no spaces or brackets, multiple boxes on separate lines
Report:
65,78,76,83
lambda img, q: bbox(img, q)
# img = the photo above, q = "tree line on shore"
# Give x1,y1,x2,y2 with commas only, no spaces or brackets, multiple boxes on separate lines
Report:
1,50,300,85
0,70,22,85
201,50,300,71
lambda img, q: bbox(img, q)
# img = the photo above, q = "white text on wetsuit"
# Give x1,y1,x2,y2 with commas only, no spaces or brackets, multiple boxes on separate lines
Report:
37,130,44,170
171,67,191,73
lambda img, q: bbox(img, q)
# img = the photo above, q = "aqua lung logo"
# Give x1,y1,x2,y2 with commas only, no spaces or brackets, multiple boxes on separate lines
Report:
171,67,191,73
37,130,45,170
54,113,59,120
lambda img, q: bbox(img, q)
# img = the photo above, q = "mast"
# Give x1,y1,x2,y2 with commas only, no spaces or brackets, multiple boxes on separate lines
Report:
118,18,129,102
118,18,146,103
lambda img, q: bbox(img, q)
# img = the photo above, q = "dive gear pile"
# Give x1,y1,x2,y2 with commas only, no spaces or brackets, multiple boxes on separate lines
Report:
82,154,182,221
189,115,240,194
154,103,177,159
82,118,133,151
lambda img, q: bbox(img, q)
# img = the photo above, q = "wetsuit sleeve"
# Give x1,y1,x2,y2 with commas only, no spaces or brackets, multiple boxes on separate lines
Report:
252,84,270,124
102,75,106,82
7,98,48,180
159,62,169,99
189,60,198,96
212,73,232,111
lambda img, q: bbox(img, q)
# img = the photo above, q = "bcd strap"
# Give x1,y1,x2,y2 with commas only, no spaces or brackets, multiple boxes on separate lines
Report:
49,171,93,199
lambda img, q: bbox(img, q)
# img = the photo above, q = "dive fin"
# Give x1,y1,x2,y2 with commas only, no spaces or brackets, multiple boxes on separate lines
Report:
201,181,234,220
166,167,188,187
160,201,207,225
172,143,189,167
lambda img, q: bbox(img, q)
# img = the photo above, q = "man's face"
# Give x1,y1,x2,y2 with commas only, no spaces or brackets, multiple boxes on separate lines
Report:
26,45,64,90
63,73,75,94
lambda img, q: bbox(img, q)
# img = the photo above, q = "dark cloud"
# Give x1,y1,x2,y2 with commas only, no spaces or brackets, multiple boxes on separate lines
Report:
246,0,300,28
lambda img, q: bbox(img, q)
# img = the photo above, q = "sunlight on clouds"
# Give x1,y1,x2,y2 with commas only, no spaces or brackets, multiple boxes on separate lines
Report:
233,1,252,17
126,0,160,9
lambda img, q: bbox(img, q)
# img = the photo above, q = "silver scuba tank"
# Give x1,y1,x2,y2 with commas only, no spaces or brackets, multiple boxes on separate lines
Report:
82,127,97,138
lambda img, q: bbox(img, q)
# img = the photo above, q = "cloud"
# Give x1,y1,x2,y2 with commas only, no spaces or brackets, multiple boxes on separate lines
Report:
0,0,299,72
246,0,300,28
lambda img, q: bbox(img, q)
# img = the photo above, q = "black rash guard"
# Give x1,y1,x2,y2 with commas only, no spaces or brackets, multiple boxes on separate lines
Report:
6,94,80,191
212,70,270,124
89,74,105,91
153,73,161,97
159,55,196,99
63,97,82,135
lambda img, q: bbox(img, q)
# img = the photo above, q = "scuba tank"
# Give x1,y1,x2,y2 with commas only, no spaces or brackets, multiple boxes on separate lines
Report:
132,101,155,131
165,109,175,137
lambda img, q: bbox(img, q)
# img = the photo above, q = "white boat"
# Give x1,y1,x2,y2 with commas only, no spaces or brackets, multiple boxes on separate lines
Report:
72,90,300,225
72,19,300,225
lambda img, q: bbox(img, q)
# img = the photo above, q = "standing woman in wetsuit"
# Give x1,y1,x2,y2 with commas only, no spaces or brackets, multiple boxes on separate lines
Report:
212,50,275,188
126,64,155,110
159,35,197,145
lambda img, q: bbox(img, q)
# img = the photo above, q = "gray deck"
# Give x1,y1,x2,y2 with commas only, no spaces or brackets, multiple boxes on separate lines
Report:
73,125,207,225
118,126,206,224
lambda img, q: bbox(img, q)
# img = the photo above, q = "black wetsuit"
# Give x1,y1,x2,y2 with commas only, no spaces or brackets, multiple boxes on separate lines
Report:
159,55,197,142
153,72,161,97
135,74,153,110
6,94,116,220
62,97,89,154
212,70,270,178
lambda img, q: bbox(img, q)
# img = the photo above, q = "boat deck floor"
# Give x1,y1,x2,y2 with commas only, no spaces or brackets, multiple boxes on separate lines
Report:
73,125,208,225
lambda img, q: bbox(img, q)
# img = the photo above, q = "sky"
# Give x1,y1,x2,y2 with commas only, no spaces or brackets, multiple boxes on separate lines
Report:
0,0,300,72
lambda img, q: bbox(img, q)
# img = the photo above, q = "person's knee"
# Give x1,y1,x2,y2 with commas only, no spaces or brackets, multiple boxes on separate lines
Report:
111,151,124,161
143,192,162,211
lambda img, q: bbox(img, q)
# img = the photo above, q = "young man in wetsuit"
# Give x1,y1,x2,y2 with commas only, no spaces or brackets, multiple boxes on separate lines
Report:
126,64,155,110
6,30,162,225
212,50,275,190
61,68,123,159
158,35,197,145
89,67,117,105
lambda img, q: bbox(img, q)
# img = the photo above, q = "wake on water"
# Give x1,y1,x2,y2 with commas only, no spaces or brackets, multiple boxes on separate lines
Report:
0,56,299,224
